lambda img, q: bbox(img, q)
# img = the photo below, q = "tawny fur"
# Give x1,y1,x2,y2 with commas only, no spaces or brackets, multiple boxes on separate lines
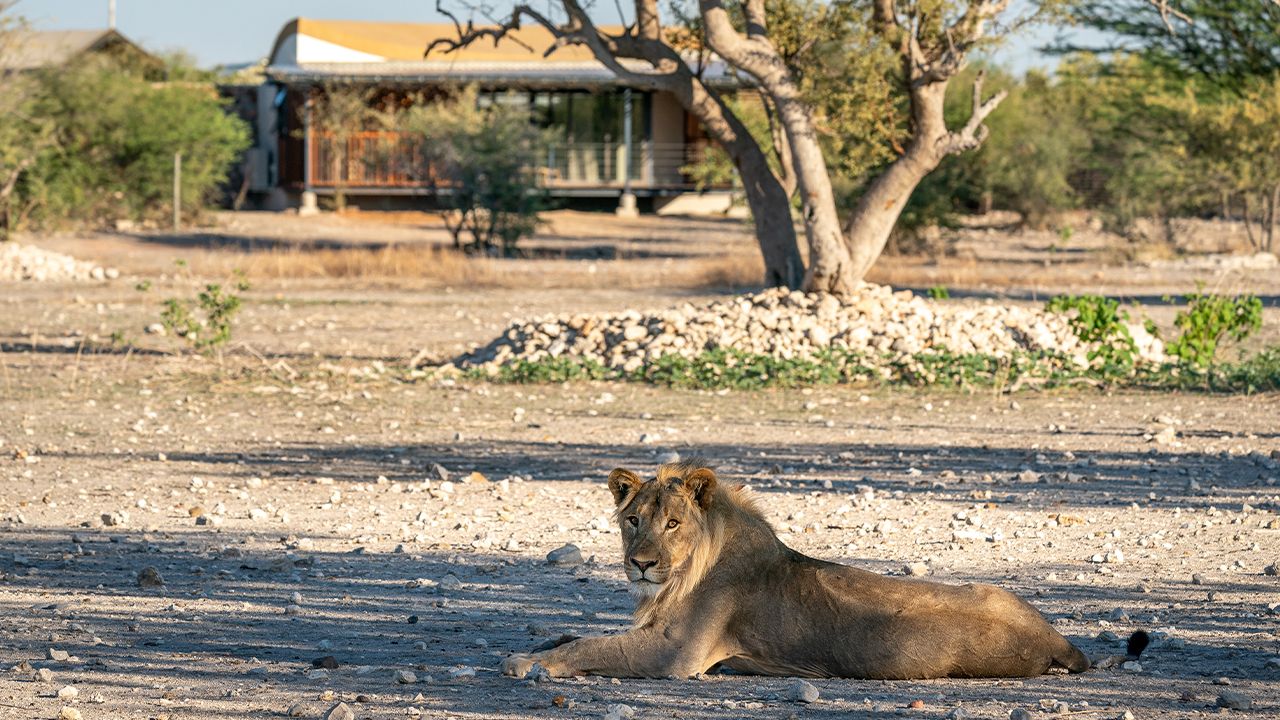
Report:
501,461,1092,680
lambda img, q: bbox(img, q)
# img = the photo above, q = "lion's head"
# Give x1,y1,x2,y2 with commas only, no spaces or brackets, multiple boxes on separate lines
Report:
607,462,721,608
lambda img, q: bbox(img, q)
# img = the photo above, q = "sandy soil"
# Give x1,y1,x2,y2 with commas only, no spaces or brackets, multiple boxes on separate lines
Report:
2,212,1279,720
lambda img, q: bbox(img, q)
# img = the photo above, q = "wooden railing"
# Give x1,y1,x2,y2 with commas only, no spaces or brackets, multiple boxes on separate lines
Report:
306,131,718,190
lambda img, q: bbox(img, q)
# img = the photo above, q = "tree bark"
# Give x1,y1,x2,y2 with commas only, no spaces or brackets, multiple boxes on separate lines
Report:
1242,193,1257,250
697,0,855,295
1268,184,1279,253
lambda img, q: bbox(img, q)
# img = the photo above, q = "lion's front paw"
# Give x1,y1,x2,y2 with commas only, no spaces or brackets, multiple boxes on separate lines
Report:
501,653,538,678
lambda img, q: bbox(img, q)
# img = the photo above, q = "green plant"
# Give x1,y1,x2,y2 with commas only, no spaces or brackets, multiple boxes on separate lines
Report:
17,57,248,231
1045,294,1138,371
927,285,951,300
1166,292,1263,368
399,88,549,257
160,272,249,352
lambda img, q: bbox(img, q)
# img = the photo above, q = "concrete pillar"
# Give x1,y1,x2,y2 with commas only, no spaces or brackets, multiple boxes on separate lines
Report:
616,88,638,218
299,191,319,216
299,91,319,216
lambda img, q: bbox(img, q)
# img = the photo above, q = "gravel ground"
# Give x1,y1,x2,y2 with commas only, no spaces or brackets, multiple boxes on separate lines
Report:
1,215,1278,720
1,346,1278,720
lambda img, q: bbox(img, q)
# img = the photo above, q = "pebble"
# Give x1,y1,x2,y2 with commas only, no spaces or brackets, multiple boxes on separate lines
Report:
57,708,82,720
454,284,1163,375
137,566,165,588
48,648,70,662
323,702,355,720
305,668,329,680
1265,563,1278,576
395,669,417,684
603,704,636,720
786,679,819,703
1009,710,1033,720
945,709,969,720
1216,690,1252,710
312,656,338,670
904,563,930,576
1265,657,1280,670
0,243,117,282
285,702,306,717
546,544,584,567
100,511,126,527
57,685,78,701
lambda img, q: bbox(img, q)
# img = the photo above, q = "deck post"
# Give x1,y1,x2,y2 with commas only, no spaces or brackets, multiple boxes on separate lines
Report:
299,89,319,216
616,88,638,218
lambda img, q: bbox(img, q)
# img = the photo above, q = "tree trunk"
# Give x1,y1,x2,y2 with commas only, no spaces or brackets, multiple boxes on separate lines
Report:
772,94,858,296
678,74,803,289
1242,193,1257,250
735,146,804,288
844,83,950,279
1268,184,1279,253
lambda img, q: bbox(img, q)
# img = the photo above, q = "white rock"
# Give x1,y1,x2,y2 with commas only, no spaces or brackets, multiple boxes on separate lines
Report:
786,679,819,703
603,704,636,720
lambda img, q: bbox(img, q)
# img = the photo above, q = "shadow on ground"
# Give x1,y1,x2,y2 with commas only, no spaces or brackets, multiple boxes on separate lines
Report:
2,525,1273,719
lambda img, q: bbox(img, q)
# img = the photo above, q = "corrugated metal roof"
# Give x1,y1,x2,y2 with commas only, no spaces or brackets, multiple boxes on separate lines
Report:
266,59,737,88
0,29,136,70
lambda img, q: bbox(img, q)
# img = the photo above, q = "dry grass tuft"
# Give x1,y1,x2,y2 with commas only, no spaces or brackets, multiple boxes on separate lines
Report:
239,244,505,285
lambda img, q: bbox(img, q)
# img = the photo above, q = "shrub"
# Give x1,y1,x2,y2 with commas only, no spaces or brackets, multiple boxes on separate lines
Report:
1045,294,1138,371
1166,292,1263,367
19,57,249,229
161,271,250,353
399,88,548,257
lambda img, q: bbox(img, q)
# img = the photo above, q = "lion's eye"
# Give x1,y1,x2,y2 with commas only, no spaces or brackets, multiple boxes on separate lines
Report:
627,516,639,527
666,519,680,530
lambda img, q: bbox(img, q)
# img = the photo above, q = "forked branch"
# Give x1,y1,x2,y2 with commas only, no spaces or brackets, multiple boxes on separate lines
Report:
939,70,1007,154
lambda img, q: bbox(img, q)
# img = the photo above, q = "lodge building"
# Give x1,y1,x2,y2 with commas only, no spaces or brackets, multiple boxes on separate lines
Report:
243,18,738,214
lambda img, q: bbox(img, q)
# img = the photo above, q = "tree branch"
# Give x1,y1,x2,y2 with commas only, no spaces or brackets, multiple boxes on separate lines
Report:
938,70,1007,155
1144,0,1194,31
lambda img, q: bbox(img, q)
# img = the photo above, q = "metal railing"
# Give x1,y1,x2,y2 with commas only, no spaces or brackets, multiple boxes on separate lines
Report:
306,131,722,190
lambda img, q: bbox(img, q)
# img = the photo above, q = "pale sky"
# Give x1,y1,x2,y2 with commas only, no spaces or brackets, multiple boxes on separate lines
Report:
15,0,1077,72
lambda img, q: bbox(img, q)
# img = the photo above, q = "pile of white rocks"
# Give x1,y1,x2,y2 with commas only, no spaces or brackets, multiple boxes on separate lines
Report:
455,284,1166,373
0,242,118,282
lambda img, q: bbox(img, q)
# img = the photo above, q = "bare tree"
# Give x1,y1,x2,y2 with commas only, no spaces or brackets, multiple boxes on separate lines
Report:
430,1,1029,294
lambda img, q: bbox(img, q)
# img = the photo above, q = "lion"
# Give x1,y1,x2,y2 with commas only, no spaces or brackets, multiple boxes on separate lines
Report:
502,461,1145,680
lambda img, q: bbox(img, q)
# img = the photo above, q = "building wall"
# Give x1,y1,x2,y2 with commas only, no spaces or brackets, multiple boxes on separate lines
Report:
650,91,686,186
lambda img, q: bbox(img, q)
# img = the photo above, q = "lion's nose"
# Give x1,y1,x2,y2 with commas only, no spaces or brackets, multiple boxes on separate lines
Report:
631,558,657,573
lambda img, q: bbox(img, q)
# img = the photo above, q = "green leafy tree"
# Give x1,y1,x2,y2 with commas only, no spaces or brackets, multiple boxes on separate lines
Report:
20,58,249,228
0,3,54,239
1063,0,1280,93
430,0,1070,294
399,88,549,257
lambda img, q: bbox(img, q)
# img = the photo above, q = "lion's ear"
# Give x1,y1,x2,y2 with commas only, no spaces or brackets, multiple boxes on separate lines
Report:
607,468,642,506
682,467,718,511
